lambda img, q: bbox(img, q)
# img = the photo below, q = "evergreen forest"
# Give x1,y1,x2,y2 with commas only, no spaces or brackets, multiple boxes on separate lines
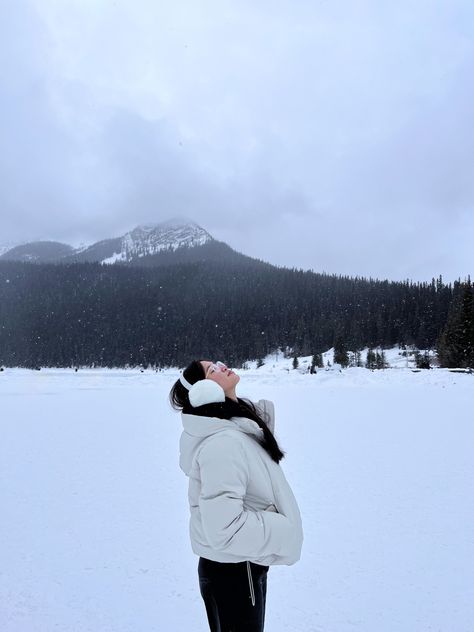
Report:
0,260,472,369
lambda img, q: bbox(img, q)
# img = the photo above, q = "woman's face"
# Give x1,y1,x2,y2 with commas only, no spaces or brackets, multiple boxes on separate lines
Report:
200,360,240,394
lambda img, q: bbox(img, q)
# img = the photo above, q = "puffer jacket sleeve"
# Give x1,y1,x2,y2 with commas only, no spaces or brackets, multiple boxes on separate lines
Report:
197,433,295,558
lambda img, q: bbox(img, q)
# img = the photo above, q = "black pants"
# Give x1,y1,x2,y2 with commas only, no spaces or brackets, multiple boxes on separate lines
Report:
198,557,269,632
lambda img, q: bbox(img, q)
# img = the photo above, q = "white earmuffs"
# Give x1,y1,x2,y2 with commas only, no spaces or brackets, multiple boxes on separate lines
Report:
189,379,226,407
180,373,226,407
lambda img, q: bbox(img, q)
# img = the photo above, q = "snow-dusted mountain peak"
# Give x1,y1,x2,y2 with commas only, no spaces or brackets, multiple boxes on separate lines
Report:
0,244,15,257
0,218,219,265
101,219,213,264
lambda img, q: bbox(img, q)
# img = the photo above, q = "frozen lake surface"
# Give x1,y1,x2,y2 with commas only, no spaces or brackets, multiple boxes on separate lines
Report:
1,361,473,631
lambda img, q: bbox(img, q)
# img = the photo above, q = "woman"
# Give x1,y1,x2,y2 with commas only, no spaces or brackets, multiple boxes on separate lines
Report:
169,359,303,632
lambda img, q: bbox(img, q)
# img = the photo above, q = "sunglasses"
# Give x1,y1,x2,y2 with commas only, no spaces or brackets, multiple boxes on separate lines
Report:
206,361,228,377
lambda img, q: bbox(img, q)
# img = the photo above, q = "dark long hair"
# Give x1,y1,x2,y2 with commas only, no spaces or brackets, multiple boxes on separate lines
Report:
169,360,285,464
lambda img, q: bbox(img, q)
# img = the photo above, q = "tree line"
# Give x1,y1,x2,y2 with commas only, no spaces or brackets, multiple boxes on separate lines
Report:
0,260,472,369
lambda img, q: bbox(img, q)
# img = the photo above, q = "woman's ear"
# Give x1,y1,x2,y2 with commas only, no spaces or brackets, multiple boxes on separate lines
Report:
189,379,226,407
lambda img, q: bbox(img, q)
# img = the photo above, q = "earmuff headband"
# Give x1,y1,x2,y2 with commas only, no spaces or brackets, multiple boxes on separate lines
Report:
179,373,193,390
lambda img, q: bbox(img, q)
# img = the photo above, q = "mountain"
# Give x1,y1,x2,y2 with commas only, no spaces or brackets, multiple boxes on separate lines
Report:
0,218,260,267
0,243,17,257
0,241,75,262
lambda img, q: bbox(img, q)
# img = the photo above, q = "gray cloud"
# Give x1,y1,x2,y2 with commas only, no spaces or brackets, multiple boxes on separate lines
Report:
0,0,473,281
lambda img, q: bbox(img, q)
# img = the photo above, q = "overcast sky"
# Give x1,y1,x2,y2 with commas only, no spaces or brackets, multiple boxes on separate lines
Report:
1,1,473,282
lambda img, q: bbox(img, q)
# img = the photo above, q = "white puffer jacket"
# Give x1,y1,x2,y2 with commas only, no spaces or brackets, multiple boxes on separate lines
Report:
179,399,303,566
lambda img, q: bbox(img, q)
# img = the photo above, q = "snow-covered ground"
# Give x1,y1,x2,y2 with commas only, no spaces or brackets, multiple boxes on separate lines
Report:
1,357,473,631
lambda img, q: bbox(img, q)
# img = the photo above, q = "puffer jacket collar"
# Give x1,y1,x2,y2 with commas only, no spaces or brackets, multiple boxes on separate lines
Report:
181,412,264,438
179,412,264,477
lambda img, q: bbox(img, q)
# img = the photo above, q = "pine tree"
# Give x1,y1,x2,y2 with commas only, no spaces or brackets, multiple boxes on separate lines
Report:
415,350,431,369
310,352,324,372
438,281,474,368
334,333,349,368
366,348,376,369
375,349,388,369
292,356,299,369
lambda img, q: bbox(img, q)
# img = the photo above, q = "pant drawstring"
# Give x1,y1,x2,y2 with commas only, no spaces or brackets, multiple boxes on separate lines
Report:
246,561,255,607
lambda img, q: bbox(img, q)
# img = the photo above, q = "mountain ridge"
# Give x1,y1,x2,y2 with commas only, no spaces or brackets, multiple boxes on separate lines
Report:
0,218,224,266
